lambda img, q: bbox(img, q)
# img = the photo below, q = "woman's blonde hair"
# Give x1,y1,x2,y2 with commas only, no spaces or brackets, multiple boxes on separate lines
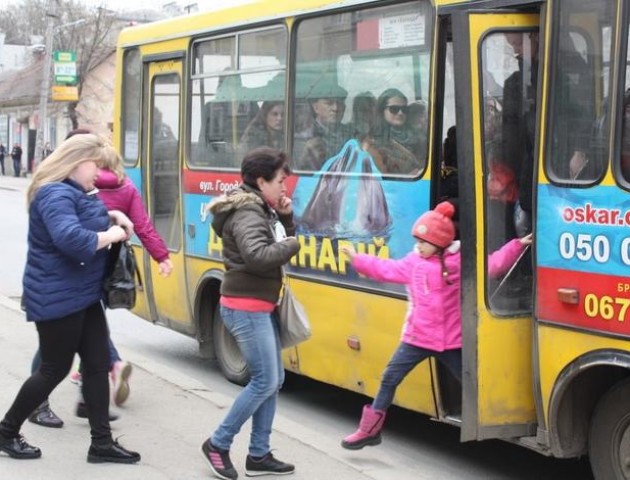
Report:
27,133,121,206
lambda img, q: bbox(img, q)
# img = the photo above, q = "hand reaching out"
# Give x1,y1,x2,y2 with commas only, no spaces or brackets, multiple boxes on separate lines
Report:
340,244,357,260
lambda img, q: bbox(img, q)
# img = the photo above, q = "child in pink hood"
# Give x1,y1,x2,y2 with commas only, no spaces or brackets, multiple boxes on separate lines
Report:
95,166,172,276
340,201,532,450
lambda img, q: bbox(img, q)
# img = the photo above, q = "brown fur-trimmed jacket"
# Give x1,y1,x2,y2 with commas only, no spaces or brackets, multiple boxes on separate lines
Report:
209,184,299,303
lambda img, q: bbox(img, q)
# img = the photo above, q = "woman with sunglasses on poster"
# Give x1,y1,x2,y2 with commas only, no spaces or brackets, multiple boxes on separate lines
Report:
366,88,423,175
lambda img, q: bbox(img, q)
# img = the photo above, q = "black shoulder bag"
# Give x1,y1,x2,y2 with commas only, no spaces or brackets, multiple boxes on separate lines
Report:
103,242,143,309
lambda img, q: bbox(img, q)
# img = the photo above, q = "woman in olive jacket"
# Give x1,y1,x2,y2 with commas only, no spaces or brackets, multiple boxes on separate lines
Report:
201,147,300,480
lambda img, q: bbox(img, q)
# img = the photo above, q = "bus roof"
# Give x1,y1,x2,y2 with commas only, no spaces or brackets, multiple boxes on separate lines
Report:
117,0,470,47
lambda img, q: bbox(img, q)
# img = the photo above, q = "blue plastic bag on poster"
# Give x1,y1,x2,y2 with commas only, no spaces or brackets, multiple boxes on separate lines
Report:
296,139,392,239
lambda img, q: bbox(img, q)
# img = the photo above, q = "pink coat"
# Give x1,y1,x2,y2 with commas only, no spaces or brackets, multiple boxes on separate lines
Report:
351,238,526,352
95,169,170,262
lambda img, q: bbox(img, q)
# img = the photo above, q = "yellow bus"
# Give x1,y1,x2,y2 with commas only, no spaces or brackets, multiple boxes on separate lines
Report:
114,0,630,477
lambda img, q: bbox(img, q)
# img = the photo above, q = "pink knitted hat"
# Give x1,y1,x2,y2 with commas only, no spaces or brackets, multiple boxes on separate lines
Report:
411,201,456,248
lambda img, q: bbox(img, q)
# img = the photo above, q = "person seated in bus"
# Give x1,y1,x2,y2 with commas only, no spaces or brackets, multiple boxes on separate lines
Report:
238,101,284,155
198,73,259,167
550,32,596,180
365,88,423,175
503,31,538,237
293,78,352,170
339,201,533,450
407,99,430,163
349,91,377,138
439,126,459,202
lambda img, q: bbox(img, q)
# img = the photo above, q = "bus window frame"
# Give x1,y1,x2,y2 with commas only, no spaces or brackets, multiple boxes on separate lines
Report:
614,3,630,189
288,0,433,180
187,23,289,171
121,47,142,167
477,26,538,317
149,70,183,252
544,0,616,188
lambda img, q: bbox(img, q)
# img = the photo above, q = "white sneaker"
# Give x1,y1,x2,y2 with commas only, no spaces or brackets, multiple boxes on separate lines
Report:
111,361,132,406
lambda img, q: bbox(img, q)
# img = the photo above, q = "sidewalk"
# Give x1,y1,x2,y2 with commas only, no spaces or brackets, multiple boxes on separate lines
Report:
0,295,421,480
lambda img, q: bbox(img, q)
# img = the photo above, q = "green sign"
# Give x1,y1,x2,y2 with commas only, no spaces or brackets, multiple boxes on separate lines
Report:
53,51,76,62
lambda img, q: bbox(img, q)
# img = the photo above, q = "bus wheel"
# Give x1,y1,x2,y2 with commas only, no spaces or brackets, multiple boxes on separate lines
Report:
212,304,249,386
589,379,630,479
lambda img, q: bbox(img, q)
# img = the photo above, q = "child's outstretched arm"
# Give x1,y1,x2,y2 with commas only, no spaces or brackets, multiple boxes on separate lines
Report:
341,244,414,284
488,233,532,279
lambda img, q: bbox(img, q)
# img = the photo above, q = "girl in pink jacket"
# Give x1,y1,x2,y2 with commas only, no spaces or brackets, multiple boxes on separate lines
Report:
340,201,532,450
95,167,172,276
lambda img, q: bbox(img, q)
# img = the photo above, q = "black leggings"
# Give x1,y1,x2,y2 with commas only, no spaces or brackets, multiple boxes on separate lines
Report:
0,302,112,445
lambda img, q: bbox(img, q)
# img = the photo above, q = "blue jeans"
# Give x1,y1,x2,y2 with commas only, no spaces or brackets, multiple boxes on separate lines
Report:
372,342,462,411
212,306,284,457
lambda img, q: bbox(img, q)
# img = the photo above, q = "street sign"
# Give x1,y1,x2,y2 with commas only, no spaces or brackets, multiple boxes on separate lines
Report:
53,51,77,62
51,85,79,102
53,50,78,85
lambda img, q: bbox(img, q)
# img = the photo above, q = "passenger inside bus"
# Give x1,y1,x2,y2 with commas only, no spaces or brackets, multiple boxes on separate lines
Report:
239,101,284,154
552,32,597,180
350,91,376,138
481,30,537,312
198,73,259,167
439,126,458,202
293,77,351,170
366,88,422,175
503,31,538,236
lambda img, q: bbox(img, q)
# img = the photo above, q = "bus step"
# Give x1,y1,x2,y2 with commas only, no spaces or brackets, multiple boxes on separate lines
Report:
513,436,552,456
443,414,462,425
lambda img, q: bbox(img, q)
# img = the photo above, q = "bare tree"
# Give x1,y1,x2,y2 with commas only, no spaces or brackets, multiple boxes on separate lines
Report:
1,0,117,128
53,3,117,128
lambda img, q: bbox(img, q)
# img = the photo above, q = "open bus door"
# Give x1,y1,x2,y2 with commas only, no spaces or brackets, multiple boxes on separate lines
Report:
140,58,191,330
453,11,540,443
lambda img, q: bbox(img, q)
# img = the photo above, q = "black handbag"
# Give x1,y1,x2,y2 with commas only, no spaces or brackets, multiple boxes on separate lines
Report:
103,241,142,309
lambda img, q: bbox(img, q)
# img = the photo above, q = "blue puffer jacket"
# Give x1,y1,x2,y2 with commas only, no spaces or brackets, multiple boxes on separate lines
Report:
22,179,110,322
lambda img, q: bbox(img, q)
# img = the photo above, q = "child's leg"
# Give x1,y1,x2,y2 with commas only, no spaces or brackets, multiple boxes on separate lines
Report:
372,342,433,411
435,348,462,383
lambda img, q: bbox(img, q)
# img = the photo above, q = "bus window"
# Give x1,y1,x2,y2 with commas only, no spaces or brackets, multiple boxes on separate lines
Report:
121,48,141,164
190,27,287,168
620,27,630,182
547,0,615,183
481,30,537,314
292,1,431,176
151,74,181,250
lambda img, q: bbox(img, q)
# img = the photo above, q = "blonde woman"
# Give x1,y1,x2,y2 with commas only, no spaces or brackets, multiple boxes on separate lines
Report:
0,134,140,464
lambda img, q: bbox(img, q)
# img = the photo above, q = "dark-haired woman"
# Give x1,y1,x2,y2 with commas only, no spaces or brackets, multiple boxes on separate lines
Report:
369,88,423,174
201,147,300,480
239,101,284,154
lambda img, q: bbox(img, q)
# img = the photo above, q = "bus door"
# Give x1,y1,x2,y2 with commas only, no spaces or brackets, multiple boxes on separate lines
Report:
457,12,540,442
141,59,191,330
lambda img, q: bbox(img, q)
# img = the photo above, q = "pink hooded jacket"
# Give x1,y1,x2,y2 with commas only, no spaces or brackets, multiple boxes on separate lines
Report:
95,169,170,262
351,238,526,352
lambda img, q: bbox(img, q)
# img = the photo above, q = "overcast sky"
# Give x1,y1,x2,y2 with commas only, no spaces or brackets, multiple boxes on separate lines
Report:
0,0,252,14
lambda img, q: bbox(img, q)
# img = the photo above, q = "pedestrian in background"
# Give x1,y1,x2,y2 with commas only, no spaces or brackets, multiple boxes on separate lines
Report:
0,142,5,175
43,142,53,159
11,143,22,177
0,134,140,464
202,147,299,480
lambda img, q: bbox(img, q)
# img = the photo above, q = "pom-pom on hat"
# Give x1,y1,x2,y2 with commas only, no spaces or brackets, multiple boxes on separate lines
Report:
411,201,456,249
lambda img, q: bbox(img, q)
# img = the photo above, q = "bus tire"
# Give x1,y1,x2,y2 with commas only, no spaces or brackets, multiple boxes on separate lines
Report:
589,378,630,480
212,304,249,386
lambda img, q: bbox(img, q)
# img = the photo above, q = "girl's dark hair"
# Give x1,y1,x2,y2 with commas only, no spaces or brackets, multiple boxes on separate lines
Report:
241,147,291,189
